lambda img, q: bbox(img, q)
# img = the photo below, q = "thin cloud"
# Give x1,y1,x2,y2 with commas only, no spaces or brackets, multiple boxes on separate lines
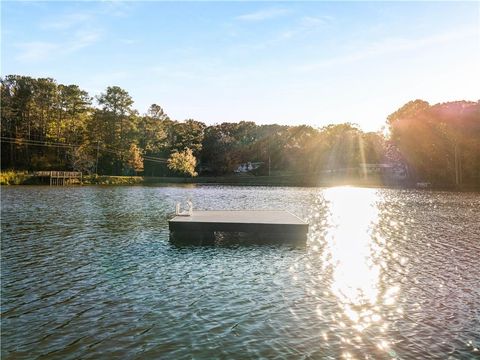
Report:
296,26,477,72
41,1,131,29
41,12,93,30
16,28,103,61
227,14,333,54
236,8,290,22
99,0,134,17
120,39,137,45
68,29,102,52
14,1,129,63
281,15,332,39
300,15,333,27
16,41,60,61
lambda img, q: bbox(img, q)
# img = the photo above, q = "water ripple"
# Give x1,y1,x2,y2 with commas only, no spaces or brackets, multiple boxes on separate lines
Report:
1,186,479,359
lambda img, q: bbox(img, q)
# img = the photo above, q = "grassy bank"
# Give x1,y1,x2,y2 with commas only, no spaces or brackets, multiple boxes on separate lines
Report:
0,171,388,187
0,172,143,186
1,171,478,190
82,175,143,185
0,171,36,185
144,175,406,188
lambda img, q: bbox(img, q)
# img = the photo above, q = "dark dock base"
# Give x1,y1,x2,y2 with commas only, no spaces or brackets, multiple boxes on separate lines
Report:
169,210,308,246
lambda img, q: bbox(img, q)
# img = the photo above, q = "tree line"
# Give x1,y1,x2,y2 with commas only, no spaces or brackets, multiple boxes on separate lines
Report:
1,75,479,186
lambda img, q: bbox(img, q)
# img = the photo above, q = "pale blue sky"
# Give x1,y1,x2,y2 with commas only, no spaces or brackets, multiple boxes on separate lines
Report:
2,1,479,131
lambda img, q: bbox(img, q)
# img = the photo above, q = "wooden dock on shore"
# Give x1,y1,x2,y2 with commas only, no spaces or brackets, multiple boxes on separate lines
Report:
34,171,82,186
169,210,308,245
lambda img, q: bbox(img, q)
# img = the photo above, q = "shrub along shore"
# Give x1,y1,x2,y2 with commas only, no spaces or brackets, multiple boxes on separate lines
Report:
0,172,143,186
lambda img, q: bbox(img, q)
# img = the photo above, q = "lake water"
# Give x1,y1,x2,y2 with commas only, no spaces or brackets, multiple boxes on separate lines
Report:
1,185,479,359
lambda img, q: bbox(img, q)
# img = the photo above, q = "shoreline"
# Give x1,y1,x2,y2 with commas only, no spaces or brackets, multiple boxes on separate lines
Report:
1,172,478,191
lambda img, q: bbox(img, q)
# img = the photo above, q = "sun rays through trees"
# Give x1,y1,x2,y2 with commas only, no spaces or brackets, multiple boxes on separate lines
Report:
1,75,479,187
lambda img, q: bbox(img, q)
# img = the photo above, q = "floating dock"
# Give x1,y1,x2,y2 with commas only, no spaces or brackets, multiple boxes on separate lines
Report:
169,210,308,245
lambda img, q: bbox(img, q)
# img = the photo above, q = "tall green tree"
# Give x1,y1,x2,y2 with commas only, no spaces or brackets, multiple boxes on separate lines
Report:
90,86,138,174
201,123,241,174
172,119,206,155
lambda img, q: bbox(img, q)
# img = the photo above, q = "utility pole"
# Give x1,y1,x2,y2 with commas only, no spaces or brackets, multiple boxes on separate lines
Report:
454,143,461,187
459,150,462,185
95,141,100,175
453,143,459,186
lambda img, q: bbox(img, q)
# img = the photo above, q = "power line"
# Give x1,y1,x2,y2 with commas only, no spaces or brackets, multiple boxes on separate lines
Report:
99,147,167,163
1,137,76,148
1,137,168,163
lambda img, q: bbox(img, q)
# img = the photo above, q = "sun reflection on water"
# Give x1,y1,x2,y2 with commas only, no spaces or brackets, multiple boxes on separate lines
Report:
318,186,403,355
324,187,382,308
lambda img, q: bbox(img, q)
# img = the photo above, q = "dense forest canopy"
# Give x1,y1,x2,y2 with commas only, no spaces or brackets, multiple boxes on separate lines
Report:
1,75,479,186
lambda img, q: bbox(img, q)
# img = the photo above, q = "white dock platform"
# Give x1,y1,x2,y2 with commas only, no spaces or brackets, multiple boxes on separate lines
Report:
169,210,308,245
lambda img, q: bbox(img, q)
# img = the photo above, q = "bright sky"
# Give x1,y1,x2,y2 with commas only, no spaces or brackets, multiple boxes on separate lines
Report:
2,1,479,131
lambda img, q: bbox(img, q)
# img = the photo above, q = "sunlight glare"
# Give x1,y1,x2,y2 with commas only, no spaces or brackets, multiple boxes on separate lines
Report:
323,187,382,320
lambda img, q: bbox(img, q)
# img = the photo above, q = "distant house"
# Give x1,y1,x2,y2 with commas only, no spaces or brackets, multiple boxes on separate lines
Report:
359,163,408,180
416,182,431,188
234,162,263,174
